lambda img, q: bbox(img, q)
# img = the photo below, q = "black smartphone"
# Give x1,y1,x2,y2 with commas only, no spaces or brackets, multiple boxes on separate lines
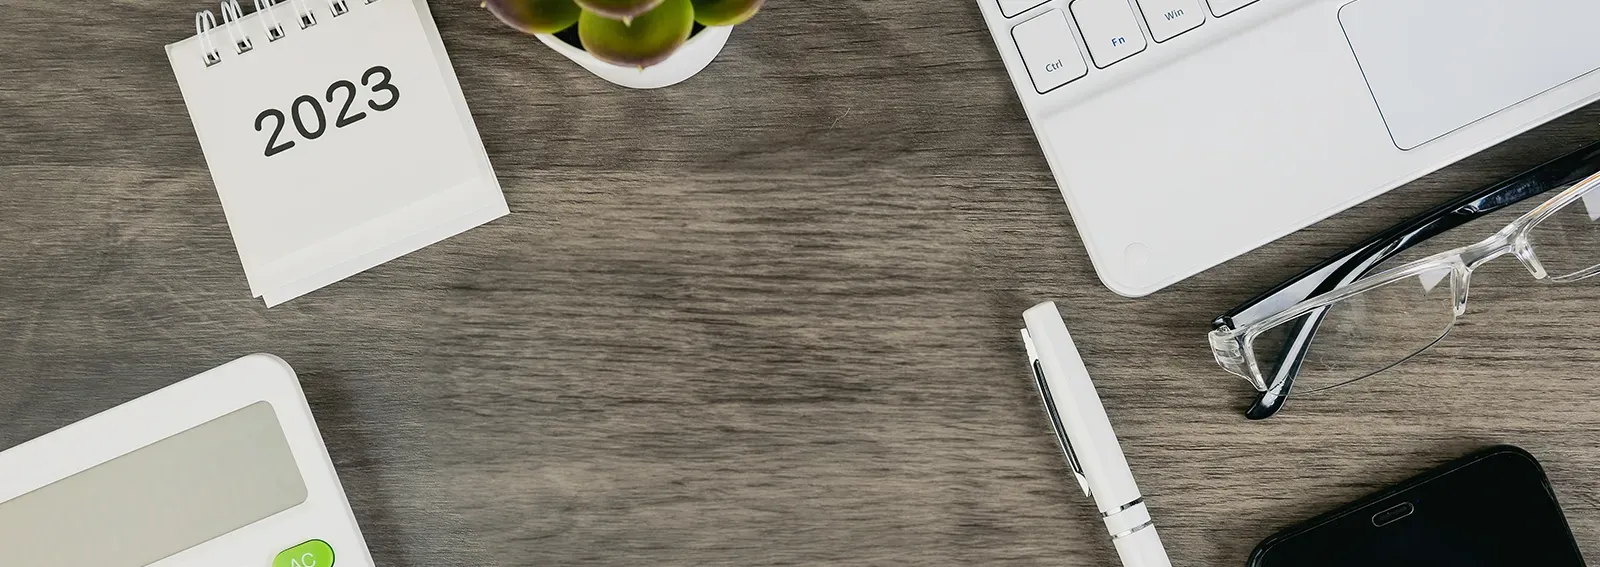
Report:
1248,445,1585,567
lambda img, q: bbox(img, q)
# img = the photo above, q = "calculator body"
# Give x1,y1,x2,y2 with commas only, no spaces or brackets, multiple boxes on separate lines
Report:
0,354,375,567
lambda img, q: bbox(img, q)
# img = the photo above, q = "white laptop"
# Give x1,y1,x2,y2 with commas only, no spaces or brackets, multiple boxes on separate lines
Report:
978,0,1600,296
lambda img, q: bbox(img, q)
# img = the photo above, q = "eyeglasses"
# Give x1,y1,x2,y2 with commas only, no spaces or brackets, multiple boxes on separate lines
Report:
1209,141,1600,419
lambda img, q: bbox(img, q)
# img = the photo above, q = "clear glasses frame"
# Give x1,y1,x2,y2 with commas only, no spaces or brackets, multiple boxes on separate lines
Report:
1209,150,1600,419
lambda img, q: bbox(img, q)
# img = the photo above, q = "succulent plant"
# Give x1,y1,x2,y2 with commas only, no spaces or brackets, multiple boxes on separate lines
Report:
687,0,760,26
574,0,662,20
485,0,582,34
486,0,763,68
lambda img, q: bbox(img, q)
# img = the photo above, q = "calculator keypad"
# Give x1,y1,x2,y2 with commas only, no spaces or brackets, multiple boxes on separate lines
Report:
275,539,336,567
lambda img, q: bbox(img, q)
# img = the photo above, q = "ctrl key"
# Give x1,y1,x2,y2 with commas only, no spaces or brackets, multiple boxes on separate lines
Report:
1011,10,1089,93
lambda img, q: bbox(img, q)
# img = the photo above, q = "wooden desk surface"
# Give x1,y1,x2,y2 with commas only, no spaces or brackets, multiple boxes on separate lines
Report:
4,1,1600,565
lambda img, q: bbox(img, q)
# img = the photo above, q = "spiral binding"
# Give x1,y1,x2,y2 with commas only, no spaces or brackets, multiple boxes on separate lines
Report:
195,11,222,67
291,0,318,29
255,0,286,42
220,0,253,55
193,0,381,66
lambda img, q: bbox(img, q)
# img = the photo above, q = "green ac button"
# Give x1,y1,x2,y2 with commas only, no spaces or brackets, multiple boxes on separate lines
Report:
274,540,335,567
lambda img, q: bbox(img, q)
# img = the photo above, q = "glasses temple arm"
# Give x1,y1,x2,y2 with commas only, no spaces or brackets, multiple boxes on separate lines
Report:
1245,308,1328,420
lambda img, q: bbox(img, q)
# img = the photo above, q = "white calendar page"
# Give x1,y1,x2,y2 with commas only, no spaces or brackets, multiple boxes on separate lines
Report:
167,0,506,306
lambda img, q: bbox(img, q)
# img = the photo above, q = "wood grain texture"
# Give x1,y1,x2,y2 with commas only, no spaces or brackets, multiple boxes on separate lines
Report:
4,0,1600,565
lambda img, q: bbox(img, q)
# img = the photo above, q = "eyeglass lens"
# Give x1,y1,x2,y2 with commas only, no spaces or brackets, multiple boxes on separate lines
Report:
1252,181,1600,396
1252,265,1457,394
1526,186,1600,280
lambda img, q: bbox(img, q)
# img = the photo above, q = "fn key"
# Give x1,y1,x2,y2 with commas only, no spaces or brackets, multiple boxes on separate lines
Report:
1012,10,1089,93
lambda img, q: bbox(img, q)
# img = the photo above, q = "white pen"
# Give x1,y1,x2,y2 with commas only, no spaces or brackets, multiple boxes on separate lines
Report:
1022,301,1172,567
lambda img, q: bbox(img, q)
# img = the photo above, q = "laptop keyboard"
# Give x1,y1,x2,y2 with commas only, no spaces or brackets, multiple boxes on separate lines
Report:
1005,0,1259,94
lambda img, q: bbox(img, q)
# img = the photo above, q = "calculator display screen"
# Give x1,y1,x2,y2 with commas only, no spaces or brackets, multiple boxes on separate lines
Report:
0,401,308,567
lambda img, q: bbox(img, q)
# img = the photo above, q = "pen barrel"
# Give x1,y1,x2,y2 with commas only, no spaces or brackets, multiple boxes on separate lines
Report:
1104,503,1170,567
1111,525,1172,567
1022,303,1142,510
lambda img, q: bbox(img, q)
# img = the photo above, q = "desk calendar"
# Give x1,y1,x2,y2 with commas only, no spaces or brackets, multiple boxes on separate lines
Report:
167,0,507,306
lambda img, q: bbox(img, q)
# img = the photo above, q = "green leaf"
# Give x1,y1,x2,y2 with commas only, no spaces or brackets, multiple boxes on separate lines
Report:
574,0,665,20
578,0,694,68
690,0,761,26
485,0,581,34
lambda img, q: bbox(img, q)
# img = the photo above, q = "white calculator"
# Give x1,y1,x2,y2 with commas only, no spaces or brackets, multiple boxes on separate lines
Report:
0,354,374,567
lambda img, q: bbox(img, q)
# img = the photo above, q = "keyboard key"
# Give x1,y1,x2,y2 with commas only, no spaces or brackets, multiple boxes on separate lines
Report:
1138,0,1204,41
1207,0,1258,17
999,0,1050,18
1071,0,1147,67
1011,10,1090,93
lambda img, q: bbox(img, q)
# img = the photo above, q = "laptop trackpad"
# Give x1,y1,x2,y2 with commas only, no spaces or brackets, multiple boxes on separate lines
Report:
1339,0,1600,150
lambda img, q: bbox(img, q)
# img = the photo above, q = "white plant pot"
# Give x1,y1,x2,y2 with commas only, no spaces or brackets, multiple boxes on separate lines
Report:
535,26,732,90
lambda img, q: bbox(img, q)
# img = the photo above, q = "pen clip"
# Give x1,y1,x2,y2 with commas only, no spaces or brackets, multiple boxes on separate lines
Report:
1021,329,1092,499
